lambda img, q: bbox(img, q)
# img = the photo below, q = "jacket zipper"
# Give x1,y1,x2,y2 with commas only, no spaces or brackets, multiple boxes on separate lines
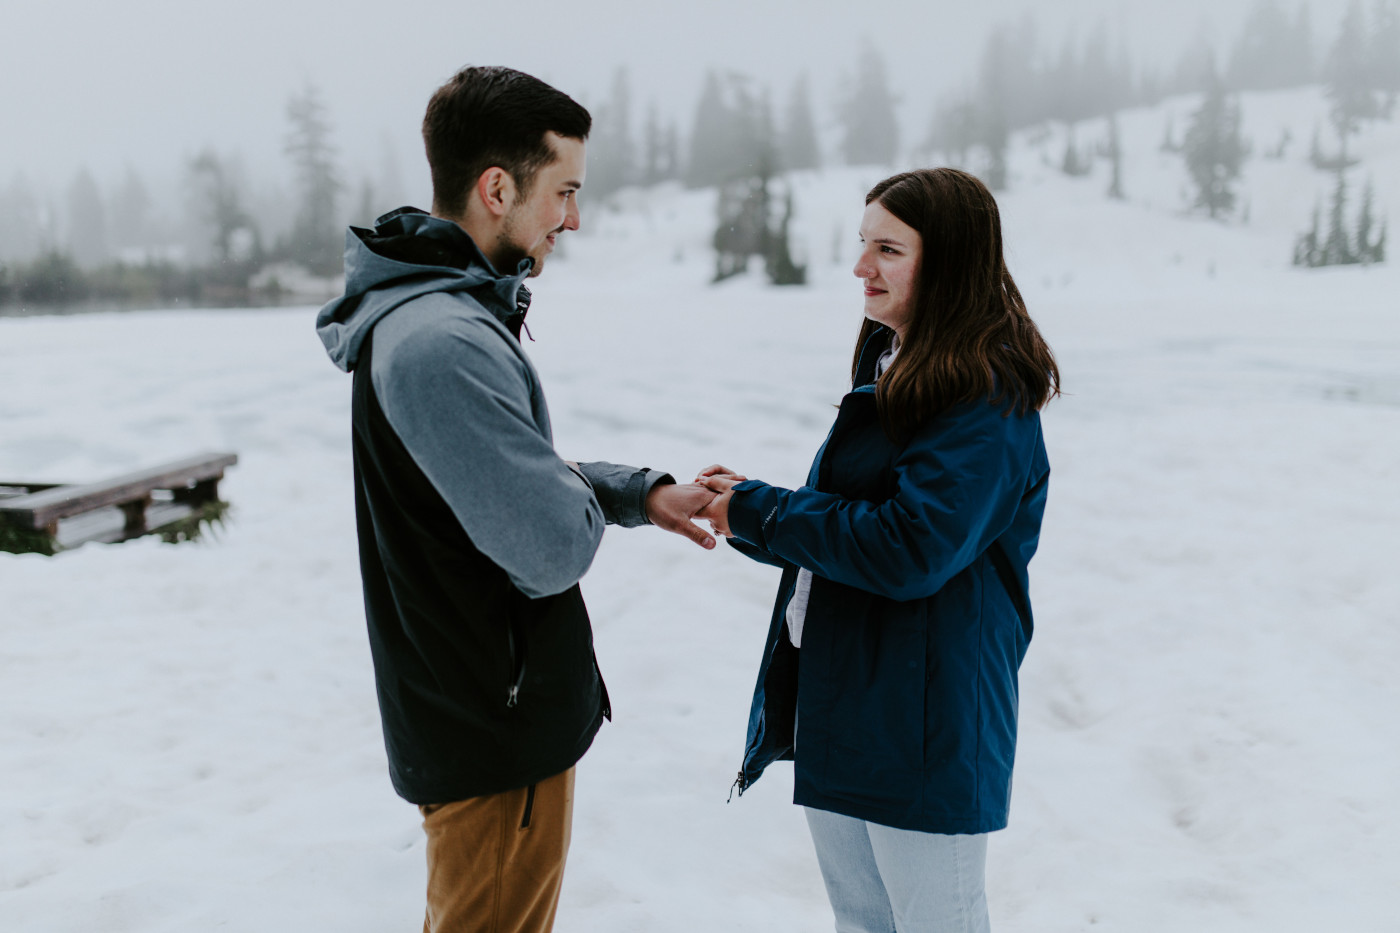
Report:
506,619,528,708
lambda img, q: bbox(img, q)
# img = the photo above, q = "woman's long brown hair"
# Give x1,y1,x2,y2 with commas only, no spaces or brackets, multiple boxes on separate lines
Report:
852,168,1060,440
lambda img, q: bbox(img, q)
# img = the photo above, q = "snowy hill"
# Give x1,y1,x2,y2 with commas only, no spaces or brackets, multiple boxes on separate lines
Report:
1,87,1397,931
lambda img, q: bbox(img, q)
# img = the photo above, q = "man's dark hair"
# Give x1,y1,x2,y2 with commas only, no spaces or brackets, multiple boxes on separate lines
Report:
423,66,591,218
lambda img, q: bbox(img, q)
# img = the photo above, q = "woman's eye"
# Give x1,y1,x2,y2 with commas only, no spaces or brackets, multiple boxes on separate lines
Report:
881,245,897,254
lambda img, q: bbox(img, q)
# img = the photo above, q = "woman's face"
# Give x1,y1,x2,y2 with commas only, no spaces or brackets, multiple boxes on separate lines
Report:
854,200,921,339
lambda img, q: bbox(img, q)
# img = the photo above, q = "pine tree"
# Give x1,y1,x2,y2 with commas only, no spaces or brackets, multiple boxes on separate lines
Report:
110,166,152,258
1370,0,1400,115
284,83,342,275
781,74,821,172
1322,171,1356,264
686,72,726,188
188,150,259,269
1293,201,1322,266
587,68,635,199
765,187,807,286
1159,115,1180,153
1106,113,1125,200
65,168,108,268
1325,1,1378,159
1182,70,1248,219
1061,126,1090,177
839,41,899,165
1356,176,1377,262
926,98,978,167
976,27,1013,189
1228,0,1311,90
686,71,769,188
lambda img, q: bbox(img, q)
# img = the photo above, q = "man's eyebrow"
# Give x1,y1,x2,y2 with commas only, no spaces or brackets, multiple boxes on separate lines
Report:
562,179,582,189
869,236,907,246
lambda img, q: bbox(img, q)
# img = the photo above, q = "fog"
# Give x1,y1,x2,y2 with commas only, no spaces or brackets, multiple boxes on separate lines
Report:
1,0,1356,197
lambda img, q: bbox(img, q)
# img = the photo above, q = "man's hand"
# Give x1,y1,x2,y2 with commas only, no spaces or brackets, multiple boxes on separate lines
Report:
697,474,741,538
645,482,719,549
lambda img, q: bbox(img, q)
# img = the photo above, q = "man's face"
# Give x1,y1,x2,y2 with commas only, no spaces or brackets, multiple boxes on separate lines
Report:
498,132,585,278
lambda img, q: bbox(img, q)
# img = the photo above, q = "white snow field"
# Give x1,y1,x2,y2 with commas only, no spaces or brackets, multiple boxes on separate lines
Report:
2,88,1398,931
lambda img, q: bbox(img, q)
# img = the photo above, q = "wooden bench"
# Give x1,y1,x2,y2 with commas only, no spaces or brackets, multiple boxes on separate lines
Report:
0,451,238,555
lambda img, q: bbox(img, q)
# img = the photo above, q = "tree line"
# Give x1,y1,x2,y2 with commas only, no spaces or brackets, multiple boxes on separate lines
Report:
3,0,1395,307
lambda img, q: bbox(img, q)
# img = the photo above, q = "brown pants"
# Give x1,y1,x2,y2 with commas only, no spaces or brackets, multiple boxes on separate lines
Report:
419,768,575,933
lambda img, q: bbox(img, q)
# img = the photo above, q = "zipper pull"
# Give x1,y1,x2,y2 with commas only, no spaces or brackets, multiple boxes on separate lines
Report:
727,770,746,803
507,685,519,708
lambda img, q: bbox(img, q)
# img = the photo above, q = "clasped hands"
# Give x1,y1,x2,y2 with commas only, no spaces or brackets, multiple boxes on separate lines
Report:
643,464,748,549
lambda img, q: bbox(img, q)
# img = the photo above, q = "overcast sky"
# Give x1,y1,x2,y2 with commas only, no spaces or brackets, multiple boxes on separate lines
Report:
1,0,1356,201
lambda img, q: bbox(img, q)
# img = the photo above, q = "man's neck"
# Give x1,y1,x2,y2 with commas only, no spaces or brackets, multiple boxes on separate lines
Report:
434,209,506,272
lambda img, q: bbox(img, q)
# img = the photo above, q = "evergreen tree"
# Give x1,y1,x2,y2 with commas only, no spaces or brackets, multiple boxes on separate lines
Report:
643,103,664,185
1293,200,1322,266
1322,171,1355,264
781,74,821,172
188,150,258,268
284,82,342,275
765,187,807,285
839,41,899,165
1172,29,1218,95
110,165,152,258
1325,1,1379,158
976,28,1013,189
1293,3,1317,84
65,168,108,268
587,68,635,199
1183,71,1248,219
1370,0,1400,115
686,71,771,188
686,71,729,188
663,121,681,183
1160,115,1180,153
1106,113,1126,200
1061,126,1091,177
1356,176,1377,262
925,98,978,167
1228,0,1314,89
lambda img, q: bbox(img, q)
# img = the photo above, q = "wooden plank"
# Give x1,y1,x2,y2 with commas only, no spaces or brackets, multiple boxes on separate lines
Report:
0,452,238,530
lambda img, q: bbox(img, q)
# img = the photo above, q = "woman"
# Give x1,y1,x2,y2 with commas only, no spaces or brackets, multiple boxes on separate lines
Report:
697,168,1059,933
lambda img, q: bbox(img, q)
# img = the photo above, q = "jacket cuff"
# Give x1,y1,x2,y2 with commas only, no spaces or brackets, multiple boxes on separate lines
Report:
577,462,675,528
728,480,777,548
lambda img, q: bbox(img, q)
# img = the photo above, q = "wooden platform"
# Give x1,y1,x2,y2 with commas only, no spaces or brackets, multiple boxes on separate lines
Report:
0,452,238,555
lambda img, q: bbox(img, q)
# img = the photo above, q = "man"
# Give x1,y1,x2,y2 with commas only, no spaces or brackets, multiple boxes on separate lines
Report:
314,66,714,932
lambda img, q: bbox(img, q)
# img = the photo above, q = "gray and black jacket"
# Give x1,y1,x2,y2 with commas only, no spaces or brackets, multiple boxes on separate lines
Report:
316,208,669,804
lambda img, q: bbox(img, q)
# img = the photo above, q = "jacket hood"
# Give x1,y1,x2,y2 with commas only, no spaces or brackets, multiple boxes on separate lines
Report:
315,207,533,372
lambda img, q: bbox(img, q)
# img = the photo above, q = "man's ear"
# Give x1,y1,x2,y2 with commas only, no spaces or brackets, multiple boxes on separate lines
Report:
475,167,517,218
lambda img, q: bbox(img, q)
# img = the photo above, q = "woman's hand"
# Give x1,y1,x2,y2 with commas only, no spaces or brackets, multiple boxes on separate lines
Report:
697,473,741,537
695,463,747,483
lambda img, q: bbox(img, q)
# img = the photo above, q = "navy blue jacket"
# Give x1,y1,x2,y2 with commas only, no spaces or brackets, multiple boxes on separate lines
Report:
728,329,1050,834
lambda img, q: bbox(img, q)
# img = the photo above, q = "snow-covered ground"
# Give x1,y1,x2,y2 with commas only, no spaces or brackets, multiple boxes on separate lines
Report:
2,87,1398,931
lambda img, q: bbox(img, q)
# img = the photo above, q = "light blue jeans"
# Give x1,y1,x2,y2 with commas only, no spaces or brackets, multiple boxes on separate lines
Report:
804,807,991,933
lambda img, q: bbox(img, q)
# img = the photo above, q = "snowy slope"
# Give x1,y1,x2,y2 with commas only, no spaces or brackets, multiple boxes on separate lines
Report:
1,87,1397,932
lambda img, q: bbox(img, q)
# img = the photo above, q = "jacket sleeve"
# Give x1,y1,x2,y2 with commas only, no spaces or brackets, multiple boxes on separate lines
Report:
576,461,674,528
373,315,605,599
726,401,1042,602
